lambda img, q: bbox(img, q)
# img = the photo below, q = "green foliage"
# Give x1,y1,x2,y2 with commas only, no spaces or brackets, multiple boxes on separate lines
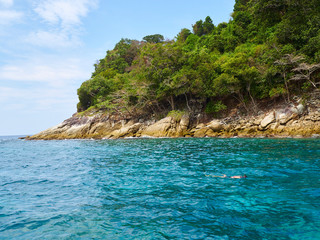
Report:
192,16,215,36
281,44,296,55
143,34,164,43
203,16,215,35
302,33,320,60
192,20,204,36
269,86,287,98
177,28,191,42
77,75,112,112
167,110,186,121
205,101,227,114
77,0,320,114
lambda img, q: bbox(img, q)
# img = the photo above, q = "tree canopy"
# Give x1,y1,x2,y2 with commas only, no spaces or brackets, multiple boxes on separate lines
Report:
143,34,164,43
77,0,320,116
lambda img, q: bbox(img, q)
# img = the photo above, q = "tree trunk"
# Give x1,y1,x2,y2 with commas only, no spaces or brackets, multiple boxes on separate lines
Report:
167,96,175,111
234,92,249,113
184,93,191,112
247,83,258,113
283,73,290,103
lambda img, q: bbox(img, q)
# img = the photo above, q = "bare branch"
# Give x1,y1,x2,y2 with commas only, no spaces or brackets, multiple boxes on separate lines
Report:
309,64,320,74
289,74,308,81
274,54,305,66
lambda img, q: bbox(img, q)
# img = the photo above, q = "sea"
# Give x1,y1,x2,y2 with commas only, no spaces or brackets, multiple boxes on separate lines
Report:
0,136,319,239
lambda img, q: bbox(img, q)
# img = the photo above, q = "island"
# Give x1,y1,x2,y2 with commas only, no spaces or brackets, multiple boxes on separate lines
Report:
27,0,320,140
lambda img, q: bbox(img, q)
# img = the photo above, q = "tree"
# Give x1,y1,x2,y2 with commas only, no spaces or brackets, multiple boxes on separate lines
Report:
177,28,192,42
143,34,164,43
76,0,320,115
193,17,215,36
192,20,204,36
77,76,112,111
252,0,288,27
233,0,250,12
302,33,320,60
274,54,304,102
291,62,320,88
203,16,215,35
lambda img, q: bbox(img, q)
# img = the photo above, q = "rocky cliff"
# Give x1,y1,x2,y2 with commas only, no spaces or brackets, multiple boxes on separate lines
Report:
27,93,320,140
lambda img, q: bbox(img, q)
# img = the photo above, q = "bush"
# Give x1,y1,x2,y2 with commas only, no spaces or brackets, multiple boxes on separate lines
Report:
269,86,286,98
205,101,227,114
77,76,111,112
167,110,187,121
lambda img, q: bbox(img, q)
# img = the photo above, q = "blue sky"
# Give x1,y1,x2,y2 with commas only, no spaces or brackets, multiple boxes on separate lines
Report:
0,0,235,136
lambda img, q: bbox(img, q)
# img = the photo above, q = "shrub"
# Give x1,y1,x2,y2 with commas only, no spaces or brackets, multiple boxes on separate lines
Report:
167,110,187,121
205,101,227,114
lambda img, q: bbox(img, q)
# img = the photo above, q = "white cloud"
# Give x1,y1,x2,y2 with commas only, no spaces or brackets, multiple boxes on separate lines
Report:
26,30,81,48
0,0,13,8
0,56,89,113
0,58,90,87
0,85,77,111
34,0,97,27
29,0,98,48
0,10,23,25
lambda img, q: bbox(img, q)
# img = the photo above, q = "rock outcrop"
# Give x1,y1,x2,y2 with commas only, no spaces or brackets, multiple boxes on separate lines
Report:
27,94,320,140
208,120,224,132
140,117,175,137
260,111,275,129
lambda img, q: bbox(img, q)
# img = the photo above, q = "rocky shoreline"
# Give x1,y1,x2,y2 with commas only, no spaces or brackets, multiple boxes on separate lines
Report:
27,94,320,140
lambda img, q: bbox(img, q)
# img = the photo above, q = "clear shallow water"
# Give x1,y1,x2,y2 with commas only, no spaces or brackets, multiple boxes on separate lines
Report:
0,136,319,240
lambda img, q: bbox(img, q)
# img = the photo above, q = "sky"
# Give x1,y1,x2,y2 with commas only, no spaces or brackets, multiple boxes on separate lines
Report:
0,0,235,136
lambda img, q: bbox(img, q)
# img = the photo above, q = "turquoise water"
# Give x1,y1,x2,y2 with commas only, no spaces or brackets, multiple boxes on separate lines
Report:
0,136,319,239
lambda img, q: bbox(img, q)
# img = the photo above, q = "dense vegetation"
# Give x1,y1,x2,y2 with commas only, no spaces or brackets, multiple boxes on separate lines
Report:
77,0,320,117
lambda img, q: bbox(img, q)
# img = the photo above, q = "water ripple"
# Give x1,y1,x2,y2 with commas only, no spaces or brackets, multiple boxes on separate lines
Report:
0,137,319,239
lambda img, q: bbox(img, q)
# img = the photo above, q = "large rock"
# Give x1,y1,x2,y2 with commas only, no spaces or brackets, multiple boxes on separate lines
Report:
275,104,303,125
291,104,305,115
223,124,232,132
195,123,205,129
28,115,93,139
277,112,288,125
175,114,190,137
207,120,224,132
279,112,297,125
193,127,209,138
260,111,275,129
179,115,190,130
141,117,174,137
107,123,142,139
253,117,263,126
89,122,113,135
65,124,90,137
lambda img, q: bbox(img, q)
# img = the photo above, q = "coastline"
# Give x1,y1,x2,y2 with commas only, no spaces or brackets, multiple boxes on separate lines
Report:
26,95,320,140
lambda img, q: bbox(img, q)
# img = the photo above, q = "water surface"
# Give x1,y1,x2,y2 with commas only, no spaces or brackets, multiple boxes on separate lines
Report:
0,137,319,239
